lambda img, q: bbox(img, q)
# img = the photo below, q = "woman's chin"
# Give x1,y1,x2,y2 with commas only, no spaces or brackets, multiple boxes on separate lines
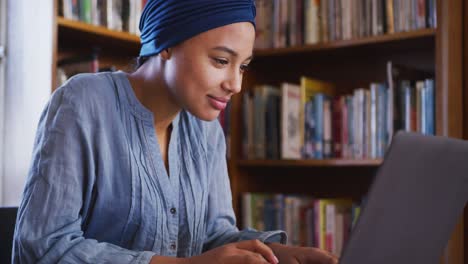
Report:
190,109,220,122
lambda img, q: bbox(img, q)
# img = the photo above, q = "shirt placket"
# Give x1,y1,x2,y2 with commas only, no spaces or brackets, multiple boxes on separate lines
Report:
166,121,181,256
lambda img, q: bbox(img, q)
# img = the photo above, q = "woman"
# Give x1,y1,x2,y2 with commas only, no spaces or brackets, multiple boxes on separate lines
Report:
13,0,337,263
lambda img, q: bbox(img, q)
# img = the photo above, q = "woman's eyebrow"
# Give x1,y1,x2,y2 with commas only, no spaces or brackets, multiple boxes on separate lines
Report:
211,46,253,61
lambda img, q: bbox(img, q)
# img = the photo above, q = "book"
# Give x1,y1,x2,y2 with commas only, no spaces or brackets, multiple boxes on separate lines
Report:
242,92,255,159
281,83,301,159
299,77,335,158
265,88,281,159
323,97,333,158
304,0,320,44
332,97,343,158
425,79,435,135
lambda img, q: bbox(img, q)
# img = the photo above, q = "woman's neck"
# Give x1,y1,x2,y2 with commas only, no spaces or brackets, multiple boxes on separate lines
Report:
126,63,180,134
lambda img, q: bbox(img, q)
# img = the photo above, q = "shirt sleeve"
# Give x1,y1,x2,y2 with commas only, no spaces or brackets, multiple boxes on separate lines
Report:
202,121,287,252
12,83,155,264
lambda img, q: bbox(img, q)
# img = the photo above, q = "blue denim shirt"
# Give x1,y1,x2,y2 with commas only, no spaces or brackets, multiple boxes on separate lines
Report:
13,72,286,263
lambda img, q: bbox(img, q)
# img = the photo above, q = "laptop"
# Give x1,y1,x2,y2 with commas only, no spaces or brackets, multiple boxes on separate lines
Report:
339,132,468,264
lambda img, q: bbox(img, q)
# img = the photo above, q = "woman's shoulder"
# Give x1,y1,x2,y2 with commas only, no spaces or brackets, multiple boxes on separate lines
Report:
51,72,120,114
54,72,115,101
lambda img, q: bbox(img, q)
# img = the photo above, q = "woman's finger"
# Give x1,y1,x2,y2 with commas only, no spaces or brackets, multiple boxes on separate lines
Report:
234,240,279,264
302,248,339,264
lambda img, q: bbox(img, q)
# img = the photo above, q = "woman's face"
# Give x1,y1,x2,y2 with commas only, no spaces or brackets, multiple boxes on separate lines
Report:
163,22,255,121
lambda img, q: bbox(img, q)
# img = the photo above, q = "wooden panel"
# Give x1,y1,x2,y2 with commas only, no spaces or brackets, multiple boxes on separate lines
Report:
436,0,464,263
436,0,463,138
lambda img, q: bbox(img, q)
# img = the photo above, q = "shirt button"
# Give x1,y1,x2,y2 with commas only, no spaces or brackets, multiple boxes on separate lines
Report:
170,243,176,250
170,208,176,214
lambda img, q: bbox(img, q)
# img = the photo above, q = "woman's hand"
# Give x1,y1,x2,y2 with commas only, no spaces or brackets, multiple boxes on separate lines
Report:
267,243,338,264
186,239,279,264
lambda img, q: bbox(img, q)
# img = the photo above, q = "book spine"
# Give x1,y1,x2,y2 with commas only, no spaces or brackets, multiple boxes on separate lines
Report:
416,81,423,133
304,100,316,158
320,0,329,42
281,84,301,159
332,98,342,158
274,194,285,230
393,0,400,32
328,0,335,41
334,0,342,40
386,61,394,144
377,84,387,157
420,81,427,135
402,81,412,131
323,97,332,158
386,0,394,33
346,96,354,158
365,89,371,158
306,207,315,246
341,96,349,158
325,204,336,252
370,84,378,158
417,0,426,29
305,0,320,44
288,0,296,46
425,79,435,135
314,94,324,159
376,0,384,35
279,0,288,47
80,0,92,23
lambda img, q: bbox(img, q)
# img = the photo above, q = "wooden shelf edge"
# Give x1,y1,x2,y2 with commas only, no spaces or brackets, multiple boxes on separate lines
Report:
57,16,140,44
254,28,436,56
238,159,383,167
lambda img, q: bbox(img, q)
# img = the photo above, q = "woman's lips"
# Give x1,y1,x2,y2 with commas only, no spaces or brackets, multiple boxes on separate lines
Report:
207,95,229,110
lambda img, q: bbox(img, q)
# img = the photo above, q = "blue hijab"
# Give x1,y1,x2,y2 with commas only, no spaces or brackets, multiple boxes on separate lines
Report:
139,0,256,57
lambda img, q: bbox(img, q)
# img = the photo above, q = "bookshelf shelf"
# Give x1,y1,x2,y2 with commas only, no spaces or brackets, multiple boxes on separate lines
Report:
238,159,382,167
57,17,140,54
254,28,436,57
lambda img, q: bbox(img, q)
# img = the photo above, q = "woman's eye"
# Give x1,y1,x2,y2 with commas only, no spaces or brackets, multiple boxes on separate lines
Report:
214,58,228,65
240,64,249,73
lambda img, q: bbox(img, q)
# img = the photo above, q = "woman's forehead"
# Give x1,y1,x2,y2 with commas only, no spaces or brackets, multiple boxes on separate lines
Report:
186,22,255,50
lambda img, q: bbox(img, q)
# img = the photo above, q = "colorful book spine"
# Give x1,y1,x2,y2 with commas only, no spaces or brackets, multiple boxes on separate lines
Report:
425,79,435,135
314,94,325,159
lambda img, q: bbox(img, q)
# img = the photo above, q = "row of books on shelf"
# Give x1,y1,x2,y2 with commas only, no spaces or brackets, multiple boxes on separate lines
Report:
59,0,146,35
56,54,117,87
242,63,435,160
242,193,362,256
255,0,437,49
